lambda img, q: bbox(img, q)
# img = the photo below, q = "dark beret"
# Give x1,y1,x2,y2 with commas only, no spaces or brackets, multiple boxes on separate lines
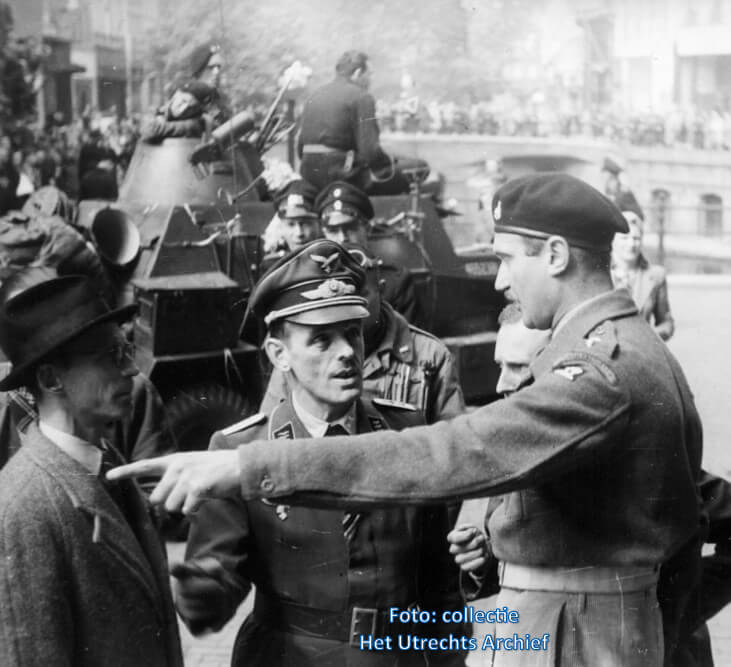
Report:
492,172,629,251
315,181,374,227
189,43,219,78
248,239,368,327
273,179,319,219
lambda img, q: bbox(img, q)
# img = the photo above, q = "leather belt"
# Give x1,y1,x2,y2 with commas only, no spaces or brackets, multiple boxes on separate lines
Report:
302,143,346,154
498,562,659,594
254,594,414,647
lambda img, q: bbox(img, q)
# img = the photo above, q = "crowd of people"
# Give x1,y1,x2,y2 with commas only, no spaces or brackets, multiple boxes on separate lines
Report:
0,43,728,667
0,111,140,213
377,96,731,150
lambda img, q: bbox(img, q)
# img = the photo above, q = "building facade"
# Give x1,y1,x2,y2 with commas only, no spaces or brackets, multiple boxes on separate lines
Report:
7,0,160,122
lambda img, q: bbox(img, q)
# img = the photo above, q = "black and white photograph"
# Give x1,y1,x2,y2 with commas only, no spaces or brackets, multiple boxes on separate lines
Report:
0,0,730,665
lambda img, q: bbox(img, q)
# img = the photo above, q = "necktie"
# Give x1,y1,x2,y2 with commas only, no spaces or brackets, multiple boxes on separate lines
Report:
325,423,361,541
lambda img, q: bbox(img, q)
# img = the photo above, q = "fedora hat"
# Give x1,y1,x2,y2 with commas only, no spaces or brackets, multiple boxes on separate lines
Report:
0,276,137,390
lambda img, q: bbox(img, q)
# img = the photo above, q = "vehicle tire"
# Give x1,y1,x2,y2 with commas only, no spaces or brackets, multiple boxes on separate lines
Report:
165,383,251,453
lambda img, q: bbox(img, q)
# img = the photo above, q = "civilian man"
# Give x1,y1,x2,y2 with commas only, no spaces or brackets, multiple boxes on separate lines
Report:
0,276,182,666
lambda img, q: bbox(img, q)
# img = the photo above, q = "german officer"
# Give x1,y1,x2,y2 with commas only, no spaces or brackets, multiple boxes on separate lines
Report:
171,239,465,666
316,181,427,328
111,173,703,666
260,243,464,423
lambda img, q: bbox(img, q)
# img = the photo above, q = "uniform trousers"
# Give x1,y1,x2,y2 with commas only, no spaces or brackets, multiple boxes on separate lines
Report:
487,587,663,667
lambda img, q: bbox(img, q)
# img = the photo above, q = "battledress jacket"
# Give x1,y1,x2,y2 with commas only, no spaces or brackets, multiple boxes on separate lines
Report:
179,397,464,667
0,424,183,667
234,289,702,569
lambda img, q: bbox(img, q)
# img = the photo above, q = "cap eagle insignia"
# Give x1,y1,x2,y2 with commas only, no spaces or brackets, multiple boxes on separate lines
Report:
310,252,340,274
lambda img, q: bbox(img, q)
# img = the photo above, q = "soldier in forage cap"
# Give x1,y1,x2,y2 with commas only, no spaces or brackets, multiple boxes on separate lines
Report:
171,239,465,666
316,180,427,329
111,173,702,667
260,179,323,273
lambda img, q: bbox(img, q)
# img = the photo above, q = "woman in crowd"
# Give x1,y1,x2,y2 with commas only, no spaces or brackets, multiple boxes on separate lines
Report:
612,210,675,341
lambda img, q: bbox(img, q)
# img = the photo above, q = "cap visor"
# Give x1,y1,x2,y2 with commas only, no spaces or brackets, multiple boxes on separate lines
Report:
285,304,369,326
324,211,360,227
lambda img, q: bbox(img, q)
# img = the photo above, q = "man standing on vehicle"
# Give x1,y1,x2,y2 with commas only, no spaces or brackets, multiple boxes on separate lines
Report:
111,173,703,666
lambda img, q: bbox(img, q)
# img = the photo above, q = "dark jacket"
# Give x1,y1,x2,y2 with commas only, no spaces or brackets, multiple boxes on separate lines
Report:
178,397,464,666
236,290,702,569
297,76,387,169
0,424,183,667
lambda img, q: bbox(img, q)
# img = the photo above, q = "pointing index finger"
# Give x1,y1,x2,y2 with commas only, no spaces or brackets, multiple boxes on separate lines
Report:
106,456,171,481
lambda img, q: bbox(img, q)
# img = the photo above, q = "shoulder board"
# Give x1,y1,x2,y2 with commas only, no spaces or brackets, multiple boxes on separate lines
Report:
407,323,442,343
371,397,417,411
221,412,267,436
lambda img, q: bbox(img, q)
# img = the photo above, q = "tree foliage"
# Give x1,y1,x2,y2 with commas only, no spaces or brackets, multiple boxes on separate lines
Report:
144,0,536,109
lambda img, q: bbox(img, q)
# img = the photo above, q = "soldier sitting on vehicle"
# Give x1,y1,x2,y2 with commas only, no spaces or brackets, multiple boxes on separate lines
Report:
298,50,429,195
143,42,230,144
172,239,465,666
316,180,427,329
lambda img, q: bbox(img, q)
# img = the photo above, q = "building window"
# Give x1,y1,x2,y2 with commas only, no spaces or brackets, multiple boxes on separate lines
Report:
700,193,723,236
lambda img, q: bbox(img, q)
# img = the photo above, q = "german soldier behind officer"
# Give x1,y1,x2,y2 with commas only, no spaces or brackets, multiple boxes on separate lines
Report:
172,239,464,666
317,180,426,329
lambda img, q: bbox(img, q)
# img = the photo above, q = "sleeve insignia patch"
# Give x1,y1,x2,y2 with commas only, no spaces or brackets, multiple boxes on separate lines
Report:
553,365,584,381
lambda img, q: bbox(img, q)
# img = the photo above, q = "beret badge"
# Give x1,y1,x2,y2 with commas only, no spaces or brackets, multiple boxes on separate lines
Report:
493,200,502,222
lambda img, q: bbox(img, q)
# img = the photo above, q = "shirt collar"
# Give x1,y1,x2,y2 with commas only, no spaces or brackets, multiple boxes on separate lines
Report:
38,420,103,475
291,393,356,437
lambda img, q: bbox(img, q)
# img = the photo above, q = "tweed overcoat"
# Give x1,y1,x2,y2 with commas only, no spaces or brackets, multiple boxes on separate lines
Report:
0,424,183,667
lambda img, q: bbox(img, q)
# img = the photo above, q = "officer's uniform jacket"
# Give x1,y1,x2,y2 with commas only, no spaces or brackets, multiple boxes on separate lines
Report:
179,397,463,666
0,424,183,667
237,290,702,570
259,304,464,424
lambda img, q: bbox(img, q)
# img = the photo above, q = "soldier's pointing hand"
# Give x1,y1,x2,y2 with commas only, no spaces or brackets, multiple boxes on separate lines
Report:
107,450,240,514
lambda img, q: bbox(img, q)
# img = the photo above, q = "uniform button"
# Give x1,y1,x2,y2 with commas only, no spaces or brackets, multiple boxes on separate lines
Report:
261,477,275,494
